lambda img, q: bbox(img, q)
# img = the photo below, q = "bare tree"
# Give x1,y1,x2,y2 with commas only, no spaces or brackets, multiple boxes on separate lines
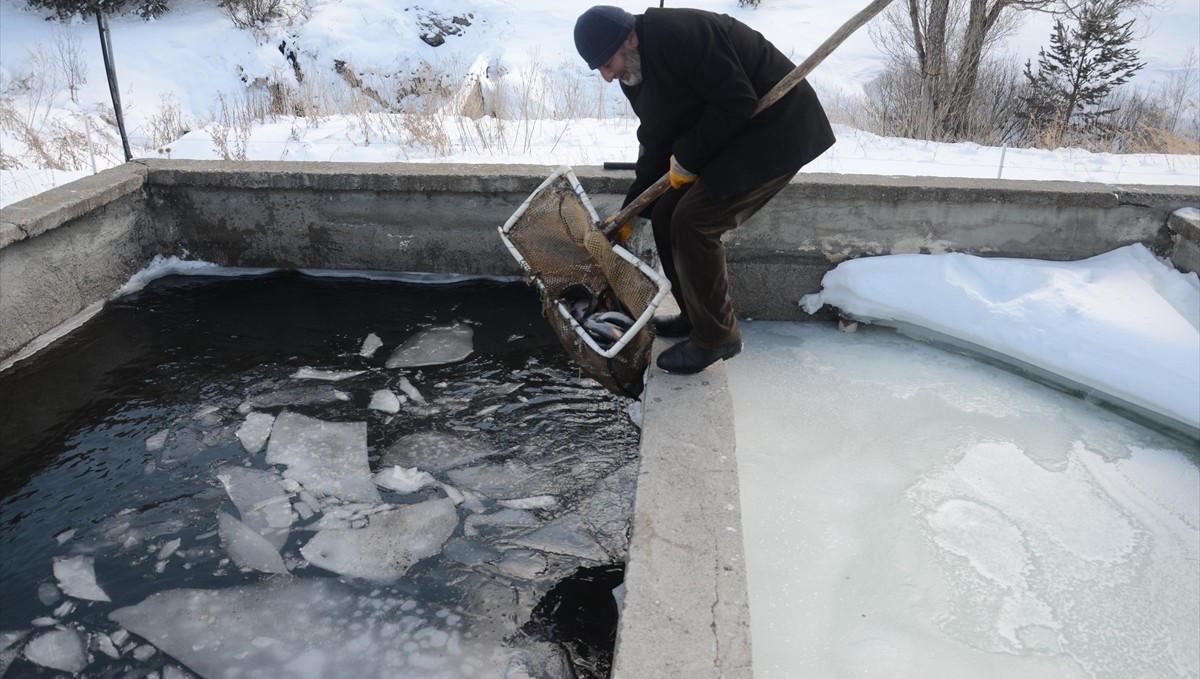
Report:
871,0,1157,141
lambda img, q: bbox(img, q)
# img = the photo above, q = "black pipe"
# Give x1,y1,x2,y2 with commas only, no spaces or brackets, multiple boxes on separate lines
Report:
96,6,132,162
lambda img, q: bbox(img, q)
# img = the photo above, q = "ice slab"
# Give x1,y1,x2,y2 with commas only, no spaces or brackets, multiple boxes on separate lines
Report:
23,629,87,673
300,497,458,582
445,460,557,498
368,389,402,413
218,511,288,575
52,555,110,602
374,465,436,494
217,466,292,548
266,411,380,503
385,323,474,368
291,367,366,381
359,332,383,358
381,431,496,473
109,578,544,679
241,384,350,411
235,412,275,453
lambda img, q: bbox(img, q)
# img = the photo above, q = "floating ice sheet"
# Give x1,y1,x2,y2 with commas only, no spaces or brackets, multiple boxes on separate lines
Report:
217,511,287,574
235,412,275,453
385,323,474,368
382,431,496,473
22,629,87,673
217,466,292,548
266,411,379,503
300,498,458,582
109,578,554,679
52,555,110,602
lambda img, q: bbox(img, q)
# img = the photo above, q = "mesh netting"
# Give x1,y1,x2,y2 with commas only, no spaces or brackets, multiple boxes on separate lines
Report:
502,171,665,397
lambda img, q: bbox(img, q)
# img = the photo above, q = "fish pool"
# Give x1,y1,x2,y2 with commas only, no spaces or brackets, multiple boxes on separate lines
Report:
0,270,639,678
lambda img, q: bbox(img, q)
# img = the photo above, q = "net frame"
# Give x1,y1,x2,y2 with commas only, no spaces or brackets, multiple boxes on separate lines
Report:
499,166,671,397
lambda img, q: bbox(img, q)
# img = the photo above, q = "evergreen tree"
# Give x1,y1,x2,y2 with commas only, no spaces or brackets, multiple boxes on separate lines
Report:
1021,0,1145,148
25,0,170,21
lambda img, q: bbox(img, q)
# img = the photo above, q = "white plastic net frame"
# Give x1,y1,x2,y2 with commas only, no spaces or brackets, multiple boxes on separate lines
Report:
499,166,671,397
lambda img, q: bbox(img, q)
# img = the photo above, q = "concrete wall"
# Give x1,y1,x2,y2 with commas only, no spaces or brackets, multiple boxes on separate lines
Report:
2,158,1197,364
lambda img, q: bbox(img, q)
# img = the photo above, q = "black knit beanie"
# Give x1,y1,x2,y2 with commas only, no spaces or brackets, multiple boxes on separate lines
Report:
574,6,636,70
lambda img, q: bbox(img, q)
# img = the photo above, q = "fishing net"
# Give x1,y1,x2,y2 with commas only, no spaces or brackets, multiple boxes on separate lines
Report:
499,167,670,397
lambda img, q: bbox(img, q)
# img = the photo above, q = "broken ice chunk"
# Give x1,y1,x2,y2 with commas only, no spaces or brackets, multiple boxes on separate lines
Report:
110,579,510,679
464,509,539,537
300,498,458,582
235,412,275,453
499,495,558,510
266,412,380,503
369,389,403,414
23,628,87,673
360,333,384,358
242,384,351,410
217,466,293,548
396,376,426,403
218,512,288,575
145,429,169,452
291,367,366,381
442,538,501,566
382,431,496,474
507,515,610,562
374,466,436,494
385,323,474,368
52,555,110,602
445,459,556,498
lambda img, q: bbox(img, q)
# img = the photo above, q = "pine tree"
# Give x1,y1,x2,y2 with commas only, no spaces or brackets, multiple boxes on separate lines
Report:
1021,0,1145,148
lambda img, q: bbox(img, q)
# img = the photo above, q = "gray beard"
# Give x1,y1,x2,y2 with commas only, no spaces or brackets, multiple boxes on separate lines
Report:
620,48,643,87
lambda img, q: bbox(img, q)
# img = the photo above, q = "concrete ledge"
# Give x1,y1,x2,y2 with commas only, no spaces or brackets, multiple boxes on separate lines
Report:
1168,207,1200,274
0,164,145,249
612,336,751,679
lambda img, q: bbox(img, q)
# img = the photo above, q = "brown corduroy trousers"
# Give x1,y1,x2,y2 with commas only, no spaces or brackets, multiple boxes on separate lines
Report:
650,171,798,349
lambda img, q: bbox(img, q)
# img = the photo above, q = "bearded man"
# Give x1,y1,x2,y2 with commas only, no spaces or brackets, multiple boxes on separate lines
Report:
574,5,835,374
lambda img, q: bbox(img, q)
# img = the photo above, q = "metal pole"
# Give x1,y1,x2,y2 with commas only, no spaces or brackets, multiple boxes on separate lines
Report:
997,146,1007,179
96,5,132,162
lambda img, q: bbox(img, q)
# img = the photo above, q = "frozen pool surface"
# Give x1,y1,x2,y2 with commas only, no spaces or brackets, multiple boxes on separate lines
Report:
0,271,638,678
728,321,1200,679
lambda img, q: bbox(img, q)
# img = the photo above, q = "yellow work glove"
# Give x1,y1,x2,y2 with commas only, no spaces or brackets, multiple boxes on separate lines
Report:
668,155,698,190
616,222,634,242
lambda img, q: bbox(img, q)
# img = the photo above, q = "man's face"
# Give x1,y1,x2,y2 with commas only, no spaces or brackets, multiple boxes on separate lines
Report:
599,37,641,86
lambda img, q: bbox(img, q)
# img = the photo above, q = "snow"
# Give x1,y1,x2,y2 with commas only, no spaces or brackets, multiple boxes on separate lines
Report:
1,0,1197,207
802,242,1200,431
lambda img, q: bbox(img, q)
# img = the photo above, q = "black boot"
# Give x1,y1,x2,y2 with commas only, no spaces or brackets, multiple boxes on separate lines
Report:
656,337,742,374
650,314,693,339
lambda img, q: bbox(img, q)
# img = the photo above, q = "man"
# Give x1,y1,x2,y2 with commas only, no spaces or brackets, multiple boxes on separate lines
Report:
573,5,835,374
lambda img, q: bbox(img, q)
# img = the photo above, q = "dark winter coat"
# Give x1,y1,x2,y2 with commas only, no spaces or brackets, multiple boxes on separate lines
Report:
620,8,836,208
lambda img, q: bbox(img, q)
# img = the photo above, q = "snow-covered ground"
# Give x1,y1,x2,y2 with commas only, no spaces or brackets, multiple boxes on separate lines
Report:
2,0,1198,206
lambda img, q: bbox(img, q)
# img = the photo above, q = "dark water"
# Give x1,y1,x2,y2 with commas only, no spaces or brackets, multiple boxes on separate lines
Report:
0,271,638,678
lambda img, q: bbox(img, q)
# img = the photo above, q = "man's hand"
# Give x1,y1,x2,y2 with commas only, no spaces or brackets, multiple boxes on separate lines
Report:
669,155,698,189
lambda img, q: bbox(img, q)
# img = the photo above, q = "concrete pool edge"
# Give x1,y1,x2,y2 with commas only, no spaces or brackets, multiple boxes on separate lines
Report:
3,160,1199,677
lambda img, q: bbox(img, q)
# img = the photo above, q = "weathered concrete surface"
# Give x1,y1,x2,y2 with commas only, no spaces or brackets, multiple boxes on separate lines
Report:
612,304,752,679
1168,207,1200,275
0,165,149,366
